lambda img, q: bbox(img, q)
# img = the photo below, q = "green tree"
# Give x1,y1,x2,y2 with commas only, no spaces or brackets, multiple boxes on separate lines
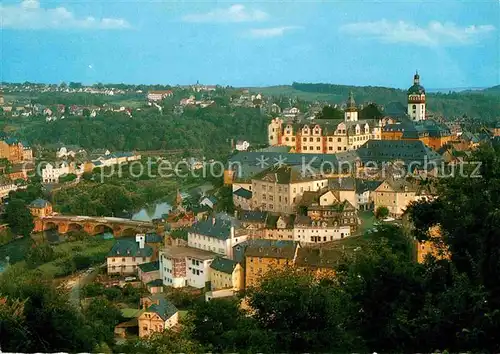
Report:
316,105,344,120
186,298,271,353
4,199,34,237
360,103,383,120
247,269,360,353
374,205,389,219
0,265,98,352
25,243,55,268
115,330,204,354
83,298,122,345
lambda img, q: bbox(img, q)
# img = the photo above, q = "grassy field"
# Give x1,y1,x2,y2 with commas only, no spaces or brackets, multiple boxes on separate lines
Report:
36,238,114,277
0,236,32,264
358,211,377,235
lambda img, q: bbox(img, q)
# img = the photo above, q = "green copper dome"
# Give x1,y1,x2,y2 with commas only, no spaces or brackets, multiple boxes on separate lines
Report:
408,71,425,95
407,84,425,95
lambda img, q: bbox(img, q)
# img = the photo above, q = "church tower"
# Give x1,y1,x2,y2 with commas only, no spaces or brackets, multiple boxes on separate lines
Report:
407,71,426,121
344,91,358,122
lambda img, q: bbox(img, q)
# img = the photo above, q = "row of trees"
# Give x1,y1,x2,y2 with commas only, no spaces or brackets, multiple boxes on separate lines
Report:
292,82,500,121
13,104,268,156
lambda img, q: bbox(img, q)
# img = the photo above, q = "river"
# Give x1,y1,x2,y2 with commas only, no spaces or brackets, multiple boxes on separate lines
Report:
131,201,172,222
130,182,213,222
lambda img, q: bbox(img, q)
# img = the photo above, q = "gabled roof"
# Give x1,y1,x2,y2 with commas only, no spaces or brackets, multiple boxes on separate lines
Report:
138,260,160,273
239,210,268,224
29,198,50,208
233,239,297,264
355,179,383,194
357,140,442,165
210,257,238,274
189,218,232,240
383,102,407,118
266,214,295,229
108,238,154,258
233,188,252,199
147,298,178,321
376,178,418,193
228,151,359,181
294,215,345,228
294,247,343,269
329,177,356,191
252,165,325,184
245,240,298,259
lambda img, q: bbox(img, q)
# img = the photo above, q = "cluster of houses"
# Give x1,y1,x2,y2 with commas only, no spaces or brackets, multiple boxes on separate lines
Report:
41,148,141,183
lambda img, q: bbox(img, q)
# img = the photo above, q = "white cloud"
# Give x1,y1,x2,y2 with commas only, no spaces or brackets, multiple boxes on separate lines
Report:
339,20,495,46
248,26,300,38
182,4,268,23
0,0,131,30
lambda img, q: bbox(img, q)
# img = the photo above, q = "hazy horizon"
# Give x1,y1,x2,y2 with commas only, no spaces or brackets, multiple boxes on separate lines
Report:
2,0,499,88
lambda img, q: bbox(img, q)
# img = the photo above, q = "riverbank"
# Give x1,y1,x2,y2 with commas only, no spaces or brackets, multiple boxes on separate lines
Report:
130,181,214,222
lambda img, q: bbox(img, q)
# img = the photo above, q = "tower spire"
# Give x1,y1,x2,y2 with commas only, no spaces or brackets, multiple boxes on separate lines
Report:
347,91,356,109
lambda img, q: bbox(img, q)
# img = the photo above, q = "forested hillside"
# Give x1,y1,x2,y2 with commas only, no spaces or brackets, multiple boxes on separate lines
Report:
9,106,267,156
256,82,500,121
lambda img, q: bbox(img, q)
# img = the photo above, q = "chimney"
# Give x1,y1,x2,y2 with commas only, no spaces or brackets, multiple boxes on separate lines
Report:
230,225,235,239
135,233,145,249
212,217,216,226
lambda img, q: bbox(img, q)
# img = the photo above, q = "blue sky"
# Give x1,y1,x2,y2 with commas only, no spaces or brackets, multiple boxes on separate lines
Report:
1,0,499,88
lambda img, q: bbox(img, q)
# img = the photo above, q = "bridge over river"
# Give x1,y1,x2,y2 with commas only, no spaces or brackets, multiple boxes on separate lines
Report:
33,215,156,237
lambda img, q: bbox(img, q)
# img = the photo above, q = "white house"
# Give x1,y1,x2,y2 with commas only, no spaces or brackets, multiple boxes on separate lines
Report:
199,196,217,209
233,188,253,211
293,215,351,244
159,246,216,289
107,235,154,275
0,181,20,200
235,140,250,151
187,217,249,259
147,90,173,102
42,162,70,183
283,107,300,118
57,147,76,159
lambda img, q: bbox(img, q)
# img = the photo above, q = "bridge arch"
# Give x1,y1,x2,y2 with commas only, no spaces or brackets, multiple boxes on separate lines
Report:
93,224,114,235
67,223,84,232
44,221,57,231
121,227,138,237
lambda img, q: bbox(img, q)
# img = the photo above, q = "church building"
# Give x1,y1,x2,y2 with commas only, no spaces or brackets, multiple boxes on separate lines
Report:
407,71,426,121
382,72,454,150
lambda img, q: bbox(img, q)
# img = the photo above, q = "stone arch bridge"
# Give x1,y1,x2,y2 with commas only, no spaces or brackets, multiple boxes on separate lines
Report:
33,215,156,237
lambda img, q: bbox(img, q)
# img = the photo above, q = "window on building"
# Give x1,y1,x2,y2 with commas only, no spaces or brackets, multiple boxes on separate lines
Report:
309,137,313,142
316,138,320,142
